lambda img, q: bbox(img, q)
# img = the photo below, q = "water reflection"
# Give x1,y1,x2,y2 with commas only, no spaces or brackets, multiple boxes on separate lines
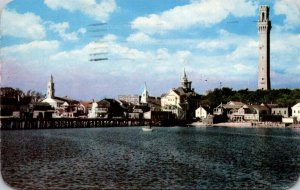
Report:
1,127,300,189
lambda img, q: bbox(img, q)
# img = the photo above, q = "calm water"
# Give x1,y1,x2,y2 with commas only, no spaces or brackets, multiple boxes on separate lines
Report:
1,126,300,189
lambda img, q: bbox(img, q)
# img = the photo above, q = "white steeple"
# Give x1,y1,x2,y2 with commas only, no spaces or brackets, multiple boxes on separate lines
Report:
47,74,55,99
140,82,149,104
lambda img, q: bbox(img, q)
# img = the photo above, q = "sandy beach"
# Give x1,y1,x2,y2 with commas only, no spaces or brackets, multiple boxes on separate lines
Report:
189,121,300,128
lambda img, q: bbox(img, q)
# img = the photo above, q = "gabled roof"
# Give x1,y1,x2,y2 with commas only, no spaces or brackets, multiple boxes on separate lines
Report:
292,102,300,108
223,101,245,109
244,104,269,111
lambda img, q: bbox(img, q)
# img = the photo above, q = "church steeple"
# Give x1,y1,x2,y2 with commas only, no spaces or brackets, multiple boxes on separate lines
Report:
47,74,55,99
181,68,192,90
140,82,149,104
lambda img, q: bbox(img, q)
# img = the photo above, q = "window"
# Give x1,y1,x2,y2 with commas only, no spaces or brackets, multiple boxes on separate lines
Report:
284,111,286,114
262,78,264,80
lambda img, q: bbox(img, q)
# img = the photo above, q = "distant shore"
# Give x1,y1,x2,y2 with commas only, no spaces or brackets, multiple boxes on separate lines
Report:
190,121,300,128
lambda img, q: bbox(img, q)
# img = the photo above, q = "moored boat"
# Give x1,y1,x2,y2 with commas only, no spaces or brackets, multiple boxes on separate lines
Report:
142,126,153,132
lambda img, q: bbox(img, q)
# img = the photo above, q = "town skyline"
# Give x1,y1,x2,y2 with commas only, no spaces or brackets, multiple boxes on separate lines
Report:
1,0,300,100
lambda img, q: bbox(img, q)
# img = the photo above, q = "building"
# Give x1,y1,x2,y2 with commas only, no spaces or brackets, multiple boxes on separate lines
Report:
94,99,125,119
271,107,290,118
128,105,150,119
118,95,140,105
292,103,300,122
42,75,85,118
213,101,245,119
257,5,272,90
232,104,270,122
161,69,201,120
140,83,149,104
195,105,210,119
42,75,64,109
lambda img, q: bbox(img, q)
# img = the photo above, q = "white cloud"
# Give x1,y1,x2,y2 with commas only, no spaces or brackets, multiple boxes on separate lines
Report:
2,40,60,64
2,40,60,55
0,0,11,12
126,32,154,43
49,22,85,41
274,0,300,30
44,0,116,21
1,9,46,39
131,0,257,34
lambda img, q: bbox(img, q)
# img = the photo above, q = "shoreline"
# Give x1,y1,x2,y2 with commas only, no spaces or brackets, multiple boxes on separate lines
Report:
190,121,300,128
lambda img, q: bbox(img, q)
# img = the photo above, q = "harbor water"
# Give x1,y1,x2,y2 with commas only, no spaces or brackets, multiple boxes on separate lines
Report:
1,126,300,189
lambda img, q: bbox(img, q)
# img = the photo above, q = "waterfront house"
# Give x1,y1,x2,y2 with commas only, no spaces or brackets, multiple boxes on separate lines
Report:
161,69,201,120
214,101,245,120
161,89,187,120
32,102,54,119
292,103,300,122
195,105,211,120
271,107,290,118
231,104,270,122
0,97,18,117
144,110,175,125
118,95,140,105
128,105,150,119
96,99,125,119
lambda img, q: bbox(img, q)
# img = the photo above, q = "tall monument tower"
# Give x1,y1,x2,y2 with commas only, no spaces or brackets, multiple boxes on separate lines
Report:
258,5,271,90
47,75,55,99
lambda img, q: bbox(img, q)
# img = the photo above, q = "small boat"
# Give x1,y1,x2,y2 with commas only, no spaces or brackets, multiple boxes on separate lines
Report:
142,126,153,132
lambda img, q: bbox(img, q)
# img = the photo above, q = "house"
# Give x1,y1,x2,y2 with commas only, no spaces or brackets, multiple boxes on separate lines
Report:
214,101,245,120
271,107,290,118
32,102,54,119
161,69,201,120
292,103,300,122
0,87,22,117
195,105,210,119
144,111,175,125
0,97,18,117
96,99,125,119
128,105,150,119
161,89,187,120
232,104,270,122
118,95,140,105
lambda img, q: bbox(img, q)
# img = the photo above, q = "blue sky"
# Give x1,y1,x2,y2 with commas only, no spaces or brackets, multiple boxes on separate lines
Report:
1,0,300,100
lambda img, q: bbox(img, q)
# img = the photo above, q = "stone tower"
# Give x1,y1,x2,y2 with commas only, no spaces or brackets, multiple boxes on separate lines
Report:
140,82,149,104
181,68,192,90
258,5,271,90
47,75,55,99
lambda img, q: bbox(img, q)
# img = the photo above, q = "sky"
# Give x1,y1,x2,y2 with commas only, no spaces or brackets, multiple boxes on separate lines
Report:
1,0,300,100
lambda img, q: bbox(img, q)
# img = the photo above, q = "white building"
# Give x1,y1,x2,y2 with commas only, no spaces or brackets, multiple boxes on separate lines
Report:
195,106,209,119
88,102,100,118
161,69,201,120
42,75,64,109
140,82,149,104
292,103,300,122
161,89,185,119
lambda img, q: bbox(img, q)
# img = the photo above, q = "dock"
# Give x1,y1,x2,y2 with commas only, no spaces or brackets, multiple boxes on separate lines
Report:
0,118,152,130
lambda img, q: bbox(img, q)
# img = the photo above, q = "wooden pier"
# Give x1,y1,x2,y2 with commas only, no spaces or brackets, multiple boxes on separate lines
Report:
0,118,152,130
